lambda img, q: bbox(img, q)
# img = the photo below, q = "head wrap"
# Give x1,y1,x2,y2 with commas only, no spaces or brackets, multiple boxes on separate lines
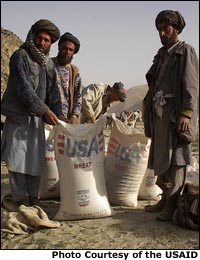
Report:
155,10,186,34
20,19,60,65
58,32,80,54
31,19,60,43
113,82,126,102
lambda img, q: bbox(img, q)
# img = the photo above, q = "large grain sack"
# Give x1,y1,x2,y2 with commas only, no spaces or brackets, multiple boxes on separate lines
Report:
105,118,149,207
138,138,162,201
138,168,162,201
53,117,113,220
186,157,199,184
39,124,60,199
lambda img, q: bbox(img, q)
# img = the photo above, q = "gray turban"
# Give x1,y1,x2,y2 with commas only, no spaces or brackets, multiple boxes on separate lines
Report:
58,32,80,54
31,19,60,43
113,82,126,102
155,10,186,34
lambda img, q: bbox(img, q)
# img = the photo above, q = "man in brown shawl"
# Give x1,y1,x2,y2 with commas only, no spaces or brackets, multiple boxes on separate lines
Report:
143,10,199,221
1,19,62,207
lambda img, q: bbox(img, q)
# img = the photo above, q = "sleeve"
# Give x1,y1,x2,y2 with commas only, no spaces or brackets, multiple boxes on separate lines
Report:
81,84,100,119
180,45,199,116
145,52,160,88
49,71,63,116
70,73,82,118
9,50,49,116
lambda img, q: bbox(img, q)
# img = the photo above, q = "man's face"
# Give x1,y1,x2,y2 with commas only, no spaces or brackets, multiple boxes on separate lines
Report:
34,32,52,53
58,41,75,64
157,21,178,48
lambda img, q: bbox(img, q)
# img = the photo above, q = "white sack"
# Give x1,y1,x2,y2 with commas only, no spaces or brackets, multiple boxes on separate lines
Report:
105,118,149,207
54,118,113,220
186,156,199,184
39,124,60,199
138,168,162,201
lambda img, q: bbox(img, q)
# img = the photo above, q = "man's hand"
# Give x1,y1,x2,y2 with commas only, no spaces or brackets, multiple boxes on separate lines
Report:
43,109,59,125
176,115,190,132
69,116,79,124
57,114,79,124
58,114,69,123
90,116,96,124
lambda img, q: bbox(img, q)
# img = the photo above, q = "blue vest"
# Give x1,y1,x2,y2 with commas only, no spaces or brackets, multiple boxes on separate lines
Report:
1,48,55,123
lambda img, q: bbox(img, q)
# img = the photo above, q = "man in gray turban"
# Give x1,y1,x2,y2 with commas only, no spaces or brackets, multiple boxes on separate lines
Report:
143,10,198,221
80,82,126,124
21,19,60,65
1,19,63,207
31,19,61,43
51,32,82,124
58,32,80,54
155,10,186,34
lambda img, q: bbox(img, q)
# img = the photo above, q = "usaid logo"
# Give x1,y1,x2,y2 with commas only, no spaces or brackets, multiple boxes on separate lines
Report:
46,140,55,152
56,131,104,157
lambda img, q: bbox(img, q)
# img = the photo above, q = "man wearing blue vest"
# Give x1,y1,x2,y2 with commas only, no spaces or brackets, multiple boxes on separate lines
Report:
1,19,62,207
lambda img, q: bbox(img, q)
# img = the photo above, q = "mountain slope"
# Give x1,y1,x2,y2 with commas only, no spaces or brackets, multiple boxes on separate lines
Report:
1,27,23,97
108,84,148,115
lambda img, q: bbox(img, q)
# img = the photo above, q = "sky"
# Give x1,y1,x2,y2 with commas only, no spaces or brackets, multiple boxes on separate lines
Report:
1,1,199,89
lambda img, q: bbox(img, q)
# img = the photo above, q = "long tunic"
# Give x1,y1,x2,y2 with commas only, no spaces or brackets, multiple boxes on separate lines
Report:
1,48,59,176
145,41,199,175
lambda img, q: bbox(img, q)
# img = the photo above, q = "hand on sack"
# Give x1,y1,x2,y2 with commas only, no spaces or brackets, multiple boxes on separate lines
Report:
44,109,59,125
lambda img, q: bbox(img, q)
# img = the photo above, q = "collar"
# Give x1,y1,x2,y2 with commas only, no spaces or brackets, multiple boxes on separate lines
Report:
157,41,185,57
167,40,180,54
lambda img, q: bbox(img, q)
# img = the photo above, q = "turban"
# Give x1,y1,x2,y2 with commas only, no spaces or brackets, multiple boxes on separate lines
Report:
113,82,126,102
31,19,60,43
155,10,186,34
58,32,80,54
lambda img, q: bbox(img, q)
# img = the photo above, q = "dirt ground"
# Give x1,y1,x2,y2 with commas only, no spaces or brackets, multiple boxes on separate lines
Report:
1,183,199,249
1,127,199,250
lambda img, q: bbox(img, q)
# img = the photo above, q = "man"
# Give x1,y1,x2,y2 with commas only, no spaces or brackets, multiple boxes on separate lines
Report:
119,110,133,125
1,19,62,207
143,10,199,221
52,32,82,124
80,82,126,123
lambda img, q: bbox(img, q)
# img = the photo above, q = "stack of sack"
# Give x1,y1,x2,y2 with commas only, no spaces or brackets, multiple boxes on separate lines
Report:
53,117,113,220
39,116,164,215
104,117,154,207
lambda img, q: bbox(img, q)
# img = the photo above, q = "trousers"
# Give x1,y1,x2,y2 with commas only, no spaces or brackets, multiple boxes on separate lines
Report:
9,171,41,202
156,165,186,218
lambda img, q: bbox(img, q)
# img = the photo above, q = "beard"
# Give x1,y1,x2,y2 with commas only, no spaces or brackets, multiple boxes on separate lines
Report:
43,47,50,55
160,37,171,46
160,29,178,48
57,53,73,66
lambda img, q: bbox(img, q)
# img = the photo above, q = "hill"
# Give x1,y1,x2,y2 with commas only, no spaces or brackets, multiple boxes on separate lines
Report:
1,28,23,123
1,28,23,97
108,84,148,115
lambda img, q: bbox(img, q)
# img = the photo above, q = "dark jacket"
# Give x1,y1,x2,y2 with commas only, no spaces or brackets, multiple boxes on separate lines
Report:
1,48,62,123
144,41,199,170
